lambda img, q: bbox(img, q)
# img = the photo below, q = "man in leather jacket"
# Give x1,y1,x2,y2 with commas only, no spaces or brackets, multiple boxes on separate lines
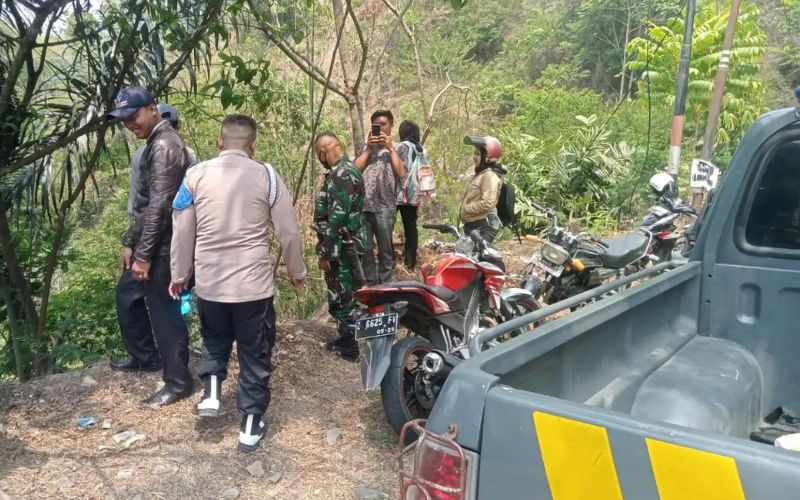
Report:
108,87,194,407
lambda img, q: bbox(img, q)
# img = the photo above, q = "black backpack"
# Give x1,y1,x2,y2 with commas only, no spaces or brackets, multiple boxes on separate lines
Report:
496,182,517,226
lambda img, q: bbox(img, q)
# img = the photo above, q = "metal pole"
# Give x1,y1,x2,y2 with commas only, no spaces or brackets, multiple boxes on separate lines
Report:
694,0,741,210
667,0,697,180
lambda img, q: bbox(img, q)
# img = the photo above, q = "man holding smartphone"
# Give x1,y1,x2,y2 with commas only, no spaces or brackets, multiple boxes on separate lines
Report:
354,110,408,285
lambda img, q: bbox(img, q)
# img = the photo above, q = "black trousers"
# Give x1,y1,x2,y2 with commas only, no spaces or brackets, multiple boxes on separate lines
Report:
115,255,192,392
397,204,418,268
196,297,276,416
464,218,498,244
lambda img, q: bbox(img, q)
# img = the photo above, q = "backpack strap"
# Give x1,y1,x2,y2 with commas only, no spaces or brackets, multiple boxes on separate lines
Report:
262,162,281,207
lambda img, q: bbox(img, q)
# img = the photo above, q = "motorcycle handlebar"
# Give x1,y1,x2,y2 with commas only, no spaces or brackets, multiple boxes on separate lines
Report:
422,223,461,239
531,200,557,219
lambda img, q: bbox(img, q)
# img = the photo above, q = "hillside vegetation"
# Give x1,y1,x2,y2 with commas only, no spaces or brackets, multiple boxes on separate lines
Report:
1,0,799,379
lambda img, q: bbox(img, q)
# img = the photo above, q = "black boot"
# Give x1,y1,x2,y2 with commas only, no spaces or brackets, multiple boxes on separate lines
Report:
330,337,359,362
196,375,222,418
110,357,162,373
238,413,266,453
325,336,349,352
328,321,359,362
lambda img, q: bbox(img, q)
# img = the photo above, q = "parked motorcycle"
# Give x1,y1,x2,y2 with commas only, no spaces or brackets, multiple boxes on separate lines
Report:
520,201,653,304
642,172,698,262
353,224,540,437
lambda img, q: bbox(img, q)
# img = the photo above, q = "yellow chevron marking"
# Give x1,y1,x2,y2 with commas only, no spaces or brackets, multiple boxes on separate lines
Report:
646,438,746,500
533,412,623,500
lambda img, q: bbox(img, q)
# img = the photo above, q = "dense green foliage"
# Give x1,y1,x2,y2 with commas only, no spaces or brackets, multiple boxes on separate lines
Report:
2,0,797,379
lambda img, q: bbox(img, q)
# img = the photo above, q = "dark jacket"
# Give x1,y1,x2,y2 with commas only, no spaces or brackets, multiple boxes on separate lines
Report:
123,121,190,262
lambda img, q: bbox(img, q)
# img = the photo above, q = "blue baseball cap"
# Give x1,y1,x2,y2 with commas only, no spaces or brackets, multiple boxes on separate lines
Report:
158,103,179,125
107,87,156,120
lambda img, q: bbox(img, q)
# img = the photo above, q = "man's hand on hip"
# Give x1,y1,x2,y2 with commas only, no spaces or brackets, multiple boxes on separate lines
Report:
131,259,151,281
318,259,332,272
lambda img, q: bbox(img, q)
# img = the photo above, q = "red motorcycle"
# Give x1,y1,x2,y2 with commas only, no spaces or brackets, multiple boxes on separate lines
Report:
354,224,540,436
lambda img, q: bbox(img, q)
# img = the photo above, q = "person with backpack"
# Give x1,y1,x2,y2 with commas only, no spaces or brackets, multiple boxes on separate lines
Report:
107,87,195,407
459,135,509,243
396,120,435,270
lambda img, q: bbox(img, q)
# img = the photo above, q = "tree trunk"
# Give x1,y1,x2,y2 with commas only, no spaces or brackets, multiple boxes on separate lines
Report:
619,7,631,102
331,0,366,153
0,204,43,366
0,273,27,381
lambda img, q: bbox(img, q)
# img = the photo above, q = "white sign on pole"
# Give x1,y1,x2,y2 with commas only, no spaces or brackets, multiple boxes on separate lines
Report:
690,159,719,191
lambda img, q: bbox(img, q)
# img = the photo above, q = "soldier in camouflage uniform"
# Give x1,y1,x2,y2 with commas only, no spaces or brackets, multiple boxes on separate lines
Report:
314,132,366,361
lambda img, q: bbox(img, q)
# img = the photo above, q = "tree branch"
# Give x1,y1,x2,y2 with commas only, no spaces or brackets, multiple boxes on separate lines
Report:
380,0,429,122
345,0,368,92
153,0,225,96
0,118,106,180
245,0,349,99
0,0,70,121
421,73,472,144
363,3,409,106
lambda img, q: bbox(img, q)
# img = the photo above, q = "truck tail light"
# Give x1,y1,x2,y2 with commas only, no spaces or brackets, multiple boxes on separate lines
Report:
397,420,467,500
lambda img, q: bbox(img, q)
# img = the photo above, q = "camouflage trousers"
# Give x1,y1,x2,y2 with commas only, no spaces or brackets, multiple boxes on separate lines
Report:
324,258,357,338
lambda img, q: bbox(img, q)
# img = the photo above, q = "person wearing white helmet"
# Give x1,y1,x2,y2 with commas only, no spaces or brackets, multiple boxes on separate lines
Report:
459,135,506,243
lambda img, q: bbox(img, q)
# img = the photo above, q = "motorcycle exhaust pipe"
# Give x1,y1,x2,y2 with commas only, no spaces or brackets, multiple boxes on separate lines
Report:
422,352,444,375
421,352,454,380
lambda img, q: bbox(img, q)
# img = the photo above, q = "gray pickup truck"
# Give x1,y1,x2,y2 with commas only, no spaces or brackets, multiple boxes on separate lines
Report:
396,106,800,499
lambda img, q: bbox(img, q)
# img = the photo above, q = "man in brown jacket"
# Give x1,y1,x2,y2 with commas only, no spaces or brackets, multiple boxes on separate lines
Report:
459,135,506,243
169,114,307,453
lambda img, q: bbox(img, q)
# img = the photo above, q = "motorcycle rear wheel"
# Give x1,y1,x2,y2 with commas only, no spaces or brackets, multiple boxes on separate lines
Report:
381,336,434,443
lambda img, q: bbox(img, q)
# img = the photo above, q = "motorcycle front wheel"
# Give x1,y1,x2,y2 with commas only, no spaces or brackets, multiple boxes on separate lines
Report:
381,336,435,443
511,295,544,334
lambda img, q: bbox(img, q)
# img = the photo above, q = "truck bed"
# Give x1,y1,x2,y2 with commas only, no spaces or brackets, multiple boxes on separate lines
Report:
425,262,800,499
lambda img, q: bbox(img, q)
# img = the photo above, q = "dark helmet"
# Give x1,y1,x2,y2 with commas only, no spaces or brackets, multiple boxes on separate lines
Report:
464,135,502,164
649,172,679,200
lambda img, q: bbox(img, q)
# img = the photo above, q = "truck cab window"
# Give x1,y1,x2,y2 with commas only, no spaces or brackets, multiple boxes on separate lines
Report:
745,141,800,249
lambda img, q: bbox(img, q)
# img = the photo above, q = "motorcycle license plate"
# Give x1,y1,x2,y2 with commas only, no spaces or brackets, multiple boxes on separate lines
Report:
355,313,398,340
534,256,564,277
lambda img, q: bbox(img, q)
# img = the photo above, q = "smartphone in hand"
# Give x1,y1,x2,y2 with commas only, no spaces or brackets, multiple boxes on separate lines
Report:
371,123,381,137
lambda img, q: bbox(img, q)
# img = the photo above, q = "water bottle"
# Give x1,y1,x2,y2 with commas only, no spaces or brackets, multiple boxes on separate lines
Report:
180,291,192,315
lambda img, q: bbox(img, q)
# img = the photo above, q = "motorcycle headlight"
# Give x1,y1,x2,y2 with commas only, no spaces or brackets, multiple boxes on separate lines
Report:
541,241,570,265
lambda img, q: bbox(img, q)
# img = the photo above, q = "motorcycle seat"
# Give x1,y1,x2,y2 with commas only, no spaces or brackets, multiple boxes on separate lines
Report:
599,232,650,268
389,281,457,302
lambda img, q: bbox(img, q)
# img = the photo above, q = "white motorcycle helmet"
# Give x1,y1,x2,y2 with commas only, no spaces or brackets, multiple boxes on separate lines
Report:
649,172,679,200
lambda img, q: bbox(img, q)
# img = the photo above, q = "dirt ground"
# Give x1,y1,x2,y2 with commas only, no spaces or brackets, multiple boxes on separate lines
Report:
0,320,397,500
0,239,538,500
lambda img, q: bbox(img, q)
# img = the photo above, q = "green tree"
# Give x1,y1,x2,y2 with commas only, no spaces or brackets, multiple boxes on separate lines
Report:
0,0,227,379
504,114,637,230
626,0,768,151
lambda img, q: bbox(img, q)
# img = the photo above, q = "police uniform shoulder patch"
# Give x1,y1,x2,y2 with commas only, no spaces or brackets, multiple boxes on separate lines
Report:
172,181,193,210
